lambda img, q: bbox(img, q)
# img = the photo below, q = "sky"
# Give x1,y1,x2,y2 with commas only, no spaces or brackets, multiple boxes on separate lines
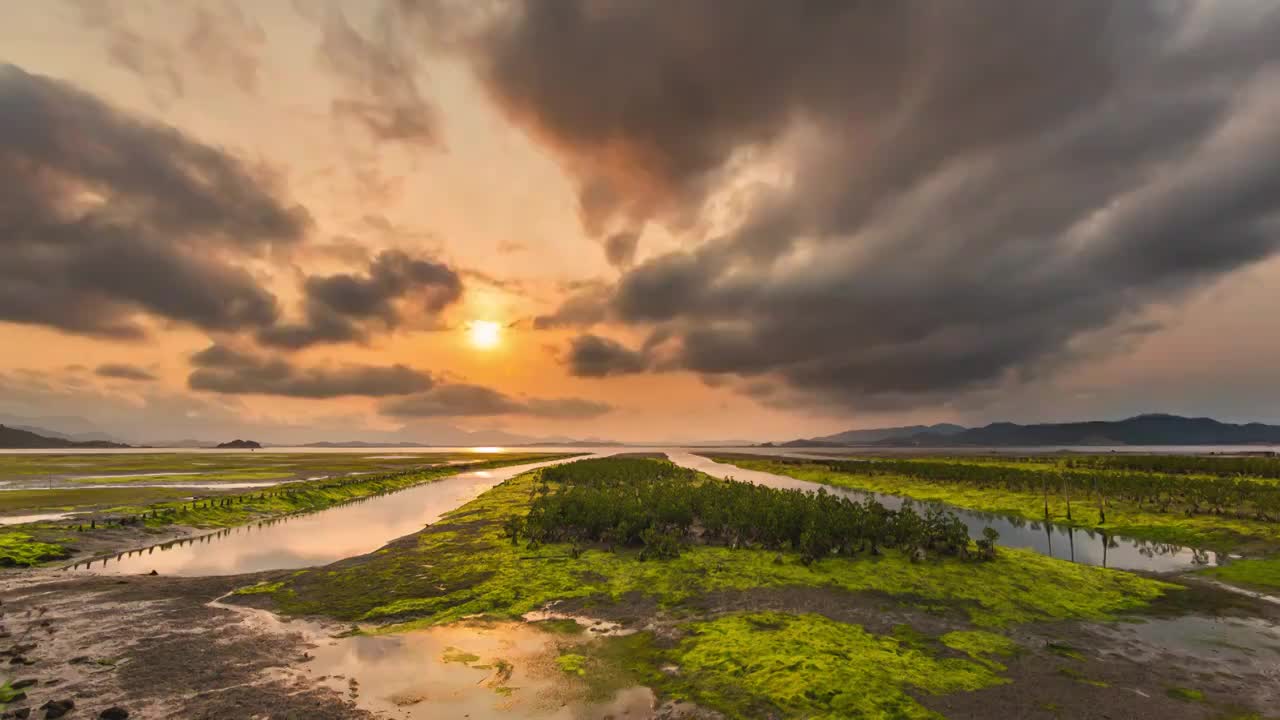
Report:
3,0,1280,444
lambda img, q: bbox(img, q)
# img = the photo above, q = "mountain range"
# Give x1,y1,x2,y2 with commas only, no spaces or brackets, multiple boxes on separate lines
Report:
779,414,1280,447
0,424,129,449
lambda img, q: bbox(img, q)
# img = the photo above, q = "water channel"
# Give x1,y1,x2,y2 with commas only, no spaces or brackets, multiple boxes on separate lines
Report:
68,449,1222,576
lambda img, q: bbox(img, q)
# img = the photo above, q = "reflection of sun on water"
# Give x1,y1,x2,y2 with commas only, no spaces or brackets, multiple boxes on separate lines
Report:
467,320,502,350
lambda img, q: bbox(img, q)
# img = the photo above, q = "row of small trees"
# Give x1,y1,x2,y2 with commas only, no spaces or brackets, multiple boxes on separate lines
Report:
506,458,998,564
814,458,1280,522
1060,454,1280,479
916,453,1280,479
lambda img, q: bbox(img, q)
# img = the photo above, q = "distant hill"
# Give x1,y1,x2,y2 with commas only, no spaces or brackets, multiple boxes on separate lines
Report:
0,424,130,449
0,414,126,445
780,423,968,447
301,441,424,448
875,414,1280,447
216,439,262,449
145,438,221,448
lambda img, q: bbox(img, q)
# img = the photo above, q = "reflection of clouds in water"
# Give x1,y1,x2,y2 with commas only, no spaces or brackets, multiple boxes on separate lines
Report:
1,512,74,525
72,455,597,576
308,622,653,719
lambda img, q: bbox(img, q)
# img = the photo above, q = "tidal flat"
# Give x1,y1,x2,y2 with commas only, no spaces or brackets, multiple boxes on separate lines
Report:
0,451,571,567
2,454,1278,719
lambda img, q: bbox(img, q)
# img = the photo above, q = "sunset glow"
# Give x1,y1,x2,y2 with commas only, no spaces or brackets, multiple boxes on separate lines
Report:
467,321,502,350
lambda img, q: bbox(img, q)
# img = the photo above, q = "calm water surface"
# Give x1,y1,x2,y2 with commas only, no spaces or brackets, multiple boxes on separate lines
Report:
62,447,1231,576
68,453,614,575
669,452,1225,573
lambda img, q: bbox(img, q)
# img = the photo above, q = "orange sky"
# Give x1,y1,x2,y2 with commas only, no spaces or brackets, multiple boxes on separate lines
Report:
3,1,1280,444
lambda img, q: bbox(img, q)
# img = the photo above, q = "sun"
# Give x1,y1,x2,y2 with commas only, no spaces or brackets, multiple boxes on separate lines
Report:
467,320,502,350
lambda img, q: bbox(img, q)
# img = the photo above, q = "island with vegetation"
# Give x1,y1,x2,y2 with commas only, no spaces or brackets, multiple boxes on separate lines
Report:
215,439,263,449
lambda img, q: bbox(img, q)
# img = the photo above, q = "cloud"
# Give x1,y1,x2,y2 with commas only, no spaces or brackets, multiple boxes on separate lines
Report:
95,363,157,382
258,250,463,349
309,3,438,146
603,230,639,268
439,0,1280,410
565,334,648,378
380,383,611,419
532,282,613,329
188,344,432,398
0,63,309,339
70,0,266,102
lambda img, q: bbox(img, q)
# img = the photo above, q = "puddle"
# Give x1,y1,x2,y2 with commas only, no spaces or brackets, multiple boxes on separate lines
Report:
523,607,638,637
1103,614,1280,666
67,454,613,576
1,511,78,525
294,621,653,719
669,452,1223,573
1090,613,1280,707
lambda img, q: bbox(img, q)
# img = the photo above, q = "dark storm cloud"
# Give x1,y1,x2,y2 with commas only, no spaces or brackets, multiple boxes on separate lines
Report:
565,334,648,378
258,250,463,349
380,383,611,418
189,344,432,398
603,231,639,268
445,0,1280,409
309,3,438,146
95,363,157,382
0,64,309,339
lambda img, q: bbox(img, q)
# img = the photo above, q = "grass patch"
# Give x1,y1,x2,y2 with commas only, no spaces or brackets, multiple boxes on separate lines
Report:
714,457,1280,553
1199,556,1280,591
0,531,72,567
260,461,1173,630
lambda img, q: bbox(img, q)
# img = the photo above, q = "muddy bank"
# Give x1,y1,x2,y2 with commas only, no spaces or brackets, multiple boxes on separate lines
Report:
0,570,367,719
5,553,1278,719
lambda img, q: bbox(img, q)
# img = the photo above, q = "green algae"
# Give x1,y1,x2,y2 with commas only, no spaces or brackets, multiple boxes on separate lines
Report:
533,618,586,634
1,454,574,566
1045,641,1086,661
262,462,1172,630
941,630,1019,669
1167,686,1205,702
0,531,71,567
0,451,547,484
0,680,23,704
716,457,1280,553
232,581,285,595
1199,556,1280,591
1059,666,1109,687
660,612,1006,719
441,647,481,665
556,653,589,676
